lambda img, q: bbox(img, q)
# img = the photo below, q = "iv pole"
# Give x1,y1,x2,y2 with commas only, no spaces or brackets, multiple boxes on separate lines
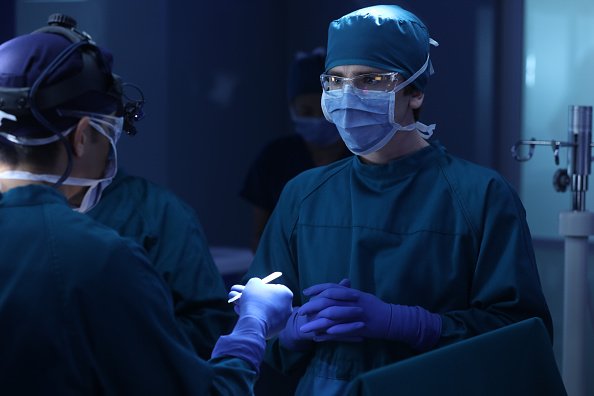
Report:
511,105,593,396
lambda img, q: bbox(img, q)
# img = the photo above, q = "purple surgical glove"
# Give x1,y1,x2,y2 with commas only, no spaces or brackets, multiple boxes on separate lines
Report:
212,278,294,371
279,279,362,350
299,279,442,351
229,277,294,339
278,308,315,351
278,307,362,351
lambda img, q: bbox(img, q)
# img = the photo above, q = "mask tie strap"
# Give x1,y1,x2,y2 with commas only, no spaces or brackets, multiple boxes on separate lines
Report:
394,37,439,93
0,169,105,186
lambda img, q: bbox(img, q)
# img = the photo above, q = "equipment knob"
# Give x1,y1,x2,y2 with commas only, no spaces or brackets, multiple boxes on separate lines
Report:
48,14,77,29
553,168,570,192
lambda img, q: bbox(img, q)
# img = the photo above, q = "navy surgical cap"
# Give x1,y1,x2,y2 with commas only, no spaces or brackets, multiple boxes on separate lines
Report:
326,5,435,91
0,32,120,139
287,47,325,102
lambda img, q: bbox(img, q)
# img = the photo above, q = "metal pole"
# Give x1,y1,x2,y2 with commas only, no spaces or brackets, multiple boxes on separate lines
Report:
559,211,594,396
560,105,593,396
566,106,591,211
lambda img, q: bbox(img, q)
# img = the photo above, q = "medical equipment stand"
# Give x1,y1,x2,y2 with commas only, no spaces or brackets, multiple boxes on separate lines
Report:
512,105,593,396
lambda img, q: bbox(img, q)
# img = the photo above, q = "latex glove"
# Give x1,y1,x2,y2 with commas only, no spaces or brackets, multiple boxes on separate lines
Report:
278,308,315,351
230,277,293,339
278,279,362,350
299,280,441,350
278,305,362,351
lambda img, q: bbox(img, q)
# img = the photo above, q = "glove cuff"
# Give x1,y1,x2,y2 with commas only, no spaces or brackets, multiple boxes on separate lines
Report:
387,304,442,351
211,316,267,371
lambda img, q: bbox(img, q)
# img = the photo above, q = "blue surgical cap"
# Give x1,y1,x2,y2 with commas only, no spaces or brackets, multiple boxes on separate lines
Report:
0,32,120,139
325,5,435,91
287,47,325,102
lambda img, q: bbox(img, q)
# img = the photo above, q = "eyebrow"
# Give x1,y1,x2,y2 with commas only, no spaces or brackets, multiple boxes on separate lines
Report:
327,69,389,77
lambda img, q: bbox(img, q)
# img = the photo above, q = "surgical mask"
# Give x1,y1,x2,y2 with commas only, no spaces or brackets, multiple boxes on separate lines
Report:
0,112,123,213
290,110,340,147
321,55,436,156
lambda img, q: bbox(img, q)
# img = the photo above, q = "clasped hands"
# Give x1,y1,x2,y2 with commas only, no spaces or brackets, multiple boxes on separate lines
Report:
279,278,441,351
279,278,391,350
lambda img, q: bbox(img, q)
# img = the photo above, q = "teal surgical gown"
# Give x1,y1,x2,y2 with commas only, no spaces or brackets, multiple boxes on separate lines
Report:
0,185,256,395
88,170,235,359
245,141,553,395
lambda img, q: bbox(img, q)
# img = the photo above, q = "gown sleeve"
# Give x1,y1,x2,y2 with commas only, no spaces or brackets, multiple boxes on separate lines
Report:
438,173,554,344
89,174,236,359
78,240,257,395
151,198,236,359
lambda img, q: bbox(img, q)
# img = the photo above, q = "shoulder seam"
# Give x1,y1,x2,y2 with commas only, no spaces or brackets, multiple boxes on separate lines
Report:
436,158,479,241
287,158,353,241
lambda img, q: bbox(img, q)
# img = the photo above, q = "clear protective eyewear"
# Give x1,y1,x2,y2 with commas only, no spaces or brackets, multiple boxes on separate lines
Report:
320,72,402,93
57,109,124,143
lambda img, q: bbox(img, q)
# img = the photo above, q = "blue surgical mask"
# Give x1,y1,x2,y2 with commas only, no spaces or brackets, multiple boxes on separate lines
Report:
321,56,436,156
290,110,340,147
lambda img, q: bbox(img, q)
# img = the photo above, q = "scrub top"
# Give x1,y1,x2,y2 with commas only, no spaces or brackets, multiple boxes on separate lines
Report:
0,185,257,395
88,169,235,359
245,141,553,395
240,134,351,212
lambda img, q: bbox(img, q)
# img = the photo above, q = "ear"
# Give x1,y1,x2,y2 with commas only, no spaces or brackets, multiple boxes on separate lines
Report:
70,117,91,157
409,90,424,110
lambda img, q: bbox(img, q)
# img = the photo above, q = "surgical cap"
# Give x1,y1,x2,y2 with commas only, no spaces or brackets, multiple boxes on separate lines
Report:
325,5,435,91
287,47,325,102
0,32,120,139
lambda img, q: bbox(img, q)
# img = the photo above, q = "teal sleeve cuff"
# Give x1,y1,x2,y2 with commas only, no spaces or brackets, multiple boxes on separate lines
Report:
211,316,267,372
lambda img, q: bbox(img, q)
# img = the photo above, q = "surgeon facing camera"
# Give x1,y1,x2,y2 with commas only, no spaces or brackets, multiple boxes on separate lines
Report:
0,14,292,395
244,5,553,396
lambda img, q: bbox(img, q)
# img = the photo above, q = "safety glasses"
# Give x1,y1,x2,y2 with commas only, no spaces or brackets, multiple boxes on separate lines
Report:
320,72,402,93
57,109,124,143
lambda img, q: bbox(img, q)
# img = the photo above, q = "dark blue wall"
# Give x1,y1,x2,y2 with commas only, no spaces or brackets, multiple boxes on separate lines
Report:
12,0,523,248
0,0,15,43
166,1,288,247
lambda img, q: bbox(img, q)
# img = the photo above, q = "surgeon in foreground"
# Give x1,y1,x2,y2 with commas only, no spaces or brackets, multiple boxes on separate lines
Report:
0,16,292,395
244,5,553,395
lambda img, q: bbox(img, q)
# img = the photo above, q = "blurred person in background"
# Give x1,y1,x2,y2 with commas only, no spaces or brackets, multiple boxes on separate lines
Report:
240,47,351,251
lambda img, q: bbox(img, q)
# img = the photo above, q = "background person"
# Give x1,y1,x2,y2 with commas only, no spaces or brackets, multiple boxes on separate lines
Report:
240,47,351,251
88,168,236,359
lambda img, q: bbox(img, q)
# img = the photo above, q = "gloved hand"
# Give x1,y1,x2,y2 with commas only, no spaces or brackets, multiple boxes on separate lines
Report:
299,279,442,350
278,308,315,351
230,277,293,339
278,279,363,350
